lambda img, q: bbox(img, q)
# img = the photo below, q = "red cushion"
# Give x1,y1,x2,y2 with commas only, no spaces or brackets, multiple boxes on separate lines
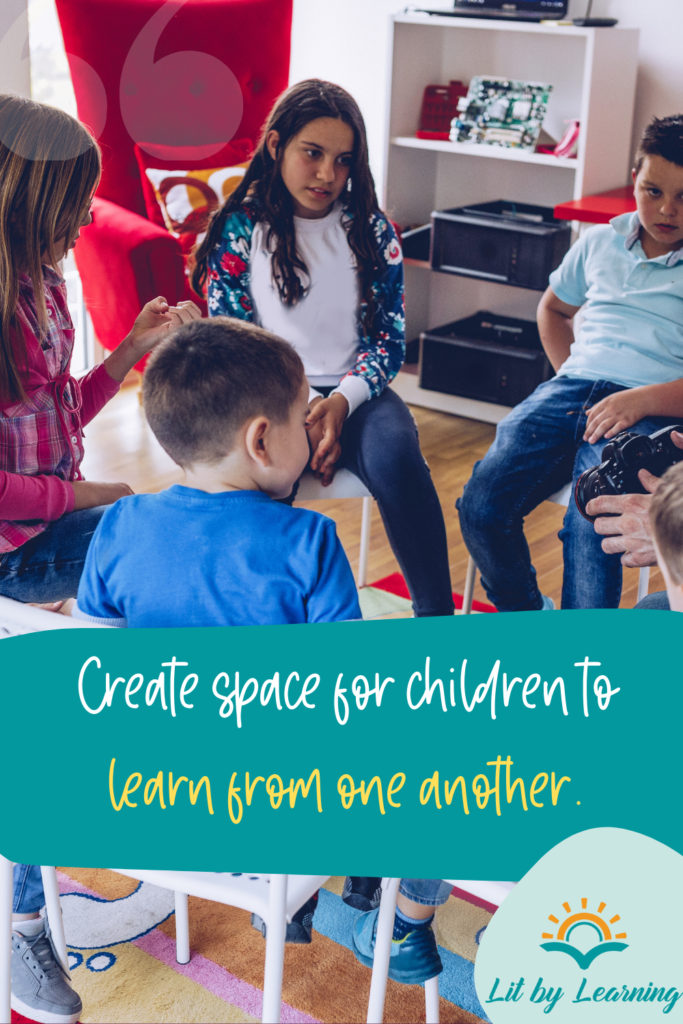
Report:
134,138,253,228
55,0,292,217
74,196,185,358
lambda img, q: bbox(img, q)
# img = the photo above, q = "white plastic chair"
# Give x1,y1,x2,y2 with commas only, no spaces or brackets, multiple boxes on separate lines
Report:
461,482,650,614
112,870,329,1023
0,598,328,1024
0,862,71,1024
366,877,516,1024
0,597,111,1024
297,468,373,587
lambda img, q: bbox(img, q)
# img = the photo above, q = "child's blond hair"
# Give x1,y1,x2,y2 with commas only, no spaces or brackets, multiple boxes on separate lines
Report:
650,462,683,586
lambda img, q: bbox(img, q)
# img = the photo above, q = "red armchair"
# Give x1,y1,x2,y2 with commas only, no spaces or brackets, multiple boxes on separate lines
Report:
55,0,293,353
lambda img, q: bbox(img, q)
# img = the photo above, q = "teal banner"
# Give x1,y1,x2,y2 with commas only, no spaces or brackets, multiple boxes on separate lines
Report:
1,611,680,877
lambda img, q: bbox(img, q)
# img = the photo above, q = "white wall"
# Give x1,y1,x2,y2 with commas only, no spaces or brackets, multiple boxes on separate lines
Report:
290,0,683,201
0,0,31,97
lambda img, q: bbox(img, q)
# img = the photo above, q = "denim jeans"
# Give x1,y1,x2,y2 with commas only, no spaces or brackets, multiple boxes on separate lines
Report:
635,591,669,609
0,505,107,603
457,377,673,610
3,505,108,913
315,386,454,617
13,864,45,914
399,879,453,907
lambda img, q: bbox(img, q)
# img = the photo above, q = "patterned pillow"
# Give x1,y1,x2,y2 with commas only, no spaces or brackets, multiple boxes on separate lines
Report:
144,164,248,254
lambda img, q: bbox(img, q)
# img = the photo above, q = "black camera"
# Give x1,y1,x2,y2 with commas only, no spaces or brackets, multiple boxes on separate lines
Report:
575,424,683,522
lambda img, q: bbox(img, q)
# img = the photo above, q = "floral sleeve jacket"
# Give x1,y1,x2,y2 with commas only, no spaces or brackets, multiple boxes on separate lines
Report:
206,203,406,400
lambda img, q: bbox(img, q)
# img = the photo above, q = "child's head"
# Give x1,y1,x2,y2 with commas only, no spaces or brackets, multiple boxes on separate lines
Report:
143,318,310,498
193,79,379,307
632,115,683,253
0,94,101,401
649,461,683,611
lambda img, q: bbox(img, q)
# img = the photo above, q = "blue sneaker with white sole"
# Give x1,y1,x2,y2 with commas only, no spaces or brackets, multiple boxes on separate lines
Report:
352,908,443,985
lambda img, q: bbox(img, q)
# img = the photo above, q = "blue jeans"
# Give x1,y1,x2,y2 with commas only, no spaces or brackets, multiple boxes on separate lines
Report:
457,377,672,610
315,387,454,617
399,879,453,907
2,505,107,912
13,864,45,915
0,506,107,604
635,590,669,609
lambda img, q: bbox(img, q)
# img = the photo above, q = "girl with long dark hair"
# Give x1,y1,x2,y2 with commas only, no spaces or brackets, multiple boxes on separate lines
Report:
193,79,454,620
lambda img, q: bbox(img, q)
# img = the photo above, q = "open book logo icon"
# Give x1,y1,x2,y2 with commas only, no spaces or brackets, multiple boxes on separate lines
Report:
540,898,629,970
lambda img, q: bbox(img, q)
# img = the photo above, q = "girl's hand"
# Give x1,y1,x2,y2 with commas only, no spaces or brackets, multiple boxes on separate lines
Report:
583,387,651,445
307,393,348,485
127,298,202,359
105,298,202,383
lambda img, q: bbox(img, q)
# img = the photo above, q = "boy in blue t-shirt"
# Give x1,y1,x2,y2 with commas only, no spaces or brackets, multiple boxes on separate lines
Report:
74,317,361,628
458,115,683,610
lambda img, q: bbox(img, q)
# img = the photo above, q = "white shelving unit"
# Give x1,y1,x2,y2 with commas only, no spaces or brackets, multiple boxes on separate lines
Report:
384,12,639,422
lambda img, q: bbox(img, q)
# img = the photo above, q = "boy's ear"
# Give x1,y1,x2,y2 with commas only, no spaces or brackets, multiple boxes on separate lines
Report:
632,167,637,183
244,416,271,467
265,130,280,162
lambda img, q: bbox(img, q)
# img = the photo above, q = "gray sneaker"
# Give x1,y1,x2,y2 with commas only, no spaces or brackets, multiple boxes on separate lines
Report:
11,919,82,1024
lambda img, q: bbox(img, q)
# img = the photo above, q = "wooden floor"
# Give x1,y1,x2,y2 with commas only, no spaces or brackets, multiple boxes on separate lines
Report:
81,381,662,610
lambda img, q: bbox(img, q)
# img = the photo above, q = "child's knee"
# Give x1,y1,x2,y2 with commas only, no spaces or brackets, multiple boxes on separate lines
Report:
457,461,505,532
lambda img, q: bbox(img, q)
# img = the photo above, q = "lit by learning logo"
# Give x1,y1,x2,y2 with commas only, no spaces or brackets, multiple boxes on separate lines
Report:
474,828,683,1019
540,897,628,970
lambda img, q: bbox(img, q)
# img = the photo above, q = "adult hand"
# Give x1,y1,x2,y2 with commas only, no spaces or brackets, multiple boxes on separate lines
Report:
306,393,348,486
71,481,134,511
583,387,651,445
586,430,683,566
104,298,203,383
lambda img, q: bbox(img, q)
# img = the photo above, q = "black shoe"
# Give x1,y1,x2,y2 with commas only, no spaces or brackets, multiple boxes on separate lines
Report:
251,892,318,944
342,876,382,912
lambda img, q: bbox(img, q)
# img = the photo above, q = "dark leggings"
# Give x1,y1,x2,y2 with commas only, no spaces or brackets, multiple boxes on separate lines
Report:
315,387,453,617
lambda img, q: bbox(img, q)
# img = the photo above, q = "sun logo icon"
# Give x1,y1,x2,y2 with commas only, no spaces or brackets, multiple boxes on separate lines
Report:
540,899,629,969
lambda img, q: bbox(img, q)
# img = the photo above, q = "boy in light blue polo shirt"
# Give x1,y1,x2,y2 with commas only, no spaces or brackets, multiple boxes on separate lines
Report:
458,115,683,610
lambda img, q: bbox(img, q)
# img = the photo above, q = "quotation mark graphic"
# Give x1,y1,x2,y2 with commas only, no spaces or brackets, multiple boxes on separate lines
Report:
0,0,243,160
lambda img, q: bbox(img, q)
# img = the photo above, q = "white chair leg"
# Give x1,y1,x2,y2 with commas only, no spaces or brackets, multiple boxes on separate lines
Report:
358,496,372,588
425,975,440,1023
462,556,476,615
0,856,13,1024
174,892,190,964
41,867,70,977
637,566,650,604
262,874,287,1024
367,877,400,1024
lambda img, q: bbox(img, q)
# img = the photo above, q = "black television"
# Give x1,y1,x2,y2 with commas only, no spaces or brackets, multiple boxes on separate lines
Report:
426,0,568,21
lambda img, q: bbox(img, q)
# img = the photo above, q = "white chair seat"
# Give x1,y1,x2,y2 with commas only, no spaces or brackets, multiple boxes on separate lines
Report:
296,467,371,501
0,594,111,637
112,869,327,924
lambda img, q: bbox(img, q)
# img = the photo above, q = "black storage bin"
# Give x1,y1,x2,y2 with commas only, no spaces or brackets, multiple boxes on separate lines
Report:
419,310,553,407
430,201,571,291
401,223,431,261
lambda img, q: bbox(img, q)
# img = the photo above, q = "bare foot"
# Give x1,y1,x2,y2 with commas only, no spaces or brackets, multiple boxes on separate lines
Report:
28,601,65,613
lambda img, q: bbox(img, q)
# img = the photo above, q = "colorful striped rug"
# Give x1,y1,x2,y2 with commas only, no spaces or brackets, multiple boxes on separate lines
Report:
12,869,492,1024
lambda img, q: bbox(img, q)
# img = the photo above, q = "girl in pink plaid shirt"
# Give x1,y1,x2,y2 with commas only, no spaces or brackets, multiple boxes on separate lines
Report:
2,95,200,1024
0,95,200,603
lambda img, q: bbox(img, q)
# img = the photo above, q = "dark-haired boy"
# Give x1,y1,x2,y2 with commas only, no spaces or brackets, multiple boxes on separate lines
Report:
73,317,361,628
458,115,683,610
